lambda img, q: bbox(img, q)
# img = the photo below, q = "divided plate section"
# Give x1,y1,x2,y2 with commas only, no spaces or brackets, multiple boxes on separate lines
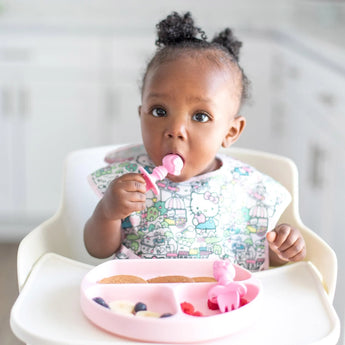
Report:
174,282,261,317
84,283,179,317
80,259,262,343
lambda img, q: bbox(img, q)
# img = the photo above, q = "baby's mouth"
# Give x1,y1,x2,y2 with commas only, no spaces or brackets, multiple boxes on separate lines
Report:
162,153,184,177
166,152,185,165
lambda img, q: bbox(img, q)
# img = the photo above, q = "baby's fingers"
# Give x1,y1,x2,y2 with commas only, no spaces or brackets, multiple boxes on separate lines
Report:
279,237,306,262
115,179,147,211
267,224,306,262
269,224,296,251
103,173,147,219
266,231,277,244
113,173,147,193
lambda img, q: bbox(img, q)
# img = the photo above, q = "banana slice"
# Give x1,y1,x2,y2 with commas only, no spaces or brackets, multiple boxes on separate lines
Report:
135,310,160,318
109,300,135,315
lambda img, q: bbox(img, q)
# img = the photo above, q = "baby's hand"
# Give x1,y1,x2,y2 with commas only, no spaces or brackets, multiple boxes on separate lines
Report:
266,224,306,265
101,173,147,221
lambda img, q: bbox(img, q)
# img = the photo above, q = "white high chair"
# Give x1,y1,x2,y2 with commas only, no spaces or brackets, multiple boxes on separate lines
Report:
11,144,340,345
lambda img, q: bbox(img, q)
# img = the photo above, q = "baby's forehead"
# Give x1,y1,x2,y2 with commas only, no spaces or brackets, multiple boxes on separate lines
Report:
143,52,242,115
161,47,238,71
150,49,241,85
143,48,243,109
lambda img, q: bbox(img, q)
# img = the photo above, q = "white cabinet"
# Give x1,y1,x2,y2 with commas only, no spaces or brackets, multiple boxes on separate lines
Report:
0,31,157,236
240,36,345,244
235,34,275,151
0,33,109,231
0,48,32,219
106,35,155,144
268,42,345,243
24,81,107,217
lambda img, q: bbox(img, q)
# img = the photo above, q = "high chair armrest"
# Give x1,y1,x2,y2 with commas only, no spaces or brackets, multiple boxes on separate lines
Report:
16,213,70,292
293,217,337,301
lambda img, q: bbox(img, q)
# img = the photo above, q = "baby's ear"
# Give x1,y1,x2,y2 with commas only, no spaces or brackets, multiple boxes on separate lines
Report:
138,105,142,117
222,116,246,148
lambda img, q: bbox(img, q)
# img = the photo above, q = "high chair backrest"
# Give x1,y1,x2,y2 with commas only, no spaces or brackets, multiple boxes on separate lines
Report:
17,144,337,301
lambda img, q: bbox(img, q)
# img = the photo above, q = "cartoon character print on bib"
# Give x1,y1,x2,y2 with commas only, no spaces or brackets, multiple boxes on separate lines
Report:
89,145,291,272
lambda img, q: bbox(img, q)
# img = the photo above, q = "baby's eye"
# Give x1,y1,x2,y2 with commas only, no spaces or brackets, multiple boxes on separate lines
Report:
192,112,210,123
152,107,167,117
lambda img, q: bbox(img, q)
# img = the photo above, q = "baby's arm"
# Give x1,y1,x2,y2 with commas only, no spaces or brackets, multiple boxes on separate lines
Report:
266,224,306,266
84,173,146,258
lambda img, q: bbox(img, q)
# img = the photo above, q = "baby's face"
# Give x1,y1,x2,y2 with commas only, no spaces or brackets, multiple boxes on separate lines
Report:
139,54,245,182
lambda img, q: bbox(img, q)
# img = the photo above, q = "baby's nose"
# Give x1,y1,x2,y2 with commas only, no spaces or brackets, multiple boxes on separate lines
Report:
165,115,187,140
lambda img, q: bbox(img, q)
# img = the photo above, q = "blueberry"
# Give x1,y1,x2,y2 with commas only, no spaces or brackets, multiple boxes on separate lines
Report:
134,302,147,313
93,297,109,308
160,313,173,318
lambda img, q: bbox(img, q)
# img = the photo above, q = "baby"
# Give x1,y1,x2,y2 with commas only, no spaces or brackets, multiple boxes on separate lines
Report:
84,12,306,271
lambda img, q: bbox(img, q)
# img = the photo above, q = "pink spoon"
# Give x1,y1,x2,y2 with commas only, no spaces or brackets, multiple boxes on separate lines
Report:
139,154,183,195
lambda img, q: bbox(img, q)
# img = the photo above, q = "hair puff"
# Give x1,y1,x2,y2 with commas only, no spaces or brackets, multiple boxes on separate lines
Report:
212,28,242,62
155,12,207,47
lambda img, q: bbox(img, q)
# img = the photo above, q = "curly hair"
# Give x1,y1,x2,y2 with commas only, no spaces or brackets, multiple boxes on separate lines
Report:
141,12,250,104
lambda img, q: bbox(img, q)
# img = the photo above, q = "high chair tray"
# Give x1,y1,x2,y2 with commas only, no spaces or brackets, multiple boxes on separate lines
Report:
11,253,340,345
80,259,262,343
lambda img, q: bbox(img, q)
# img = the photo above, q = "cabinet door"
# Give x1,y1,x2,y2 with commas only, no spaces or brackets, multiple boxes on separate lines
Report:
106,35,153,144
0,83,30,217
274,43,345,243
0,33,107,221
236,36,274,151
0,84,18,215
296,116,337,242
23,81,107,217
104,82,142,144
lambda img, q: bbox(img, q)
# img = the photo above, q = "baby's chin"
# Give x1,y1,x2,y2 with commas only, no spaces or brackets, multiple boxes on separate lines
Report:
166,173,189,183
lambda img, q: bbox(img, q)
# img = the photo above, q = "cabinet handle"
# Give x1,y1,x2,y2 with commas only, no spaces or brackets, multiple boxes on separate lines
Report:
309,144,326,189
1,48,31,62
1,87,13,118
19,88,30,119
105,87,118,120
317,92,336,107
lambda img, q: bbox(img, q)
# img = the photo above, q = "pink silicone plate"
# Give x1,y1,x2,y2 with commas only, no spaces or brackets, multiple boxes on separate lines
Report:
80,259,262,343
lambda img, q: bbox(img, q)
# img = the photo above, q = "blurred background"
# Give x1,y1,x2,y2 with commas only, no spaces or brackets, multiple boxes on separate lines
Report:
0,0,344,344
